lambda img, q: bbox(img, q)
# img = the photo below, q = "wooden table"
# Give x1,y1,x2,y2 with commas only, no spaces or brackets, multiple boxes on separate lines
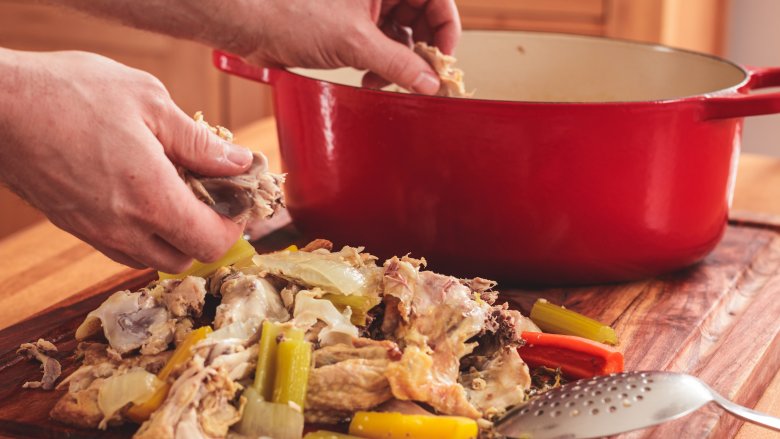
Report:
1,117,779,438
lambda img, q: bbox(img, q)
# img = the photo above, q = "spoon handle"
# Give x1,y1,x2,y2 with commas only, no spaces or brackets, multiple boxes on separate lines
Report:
711,392,780,431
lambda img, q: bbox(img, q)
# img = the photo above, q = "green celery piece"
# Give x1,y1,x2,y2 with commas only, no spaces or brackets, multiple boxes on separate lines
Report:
283,326,305,342
530,299,618,345
272,338,312,407
253,321,281,400
237,387,304,439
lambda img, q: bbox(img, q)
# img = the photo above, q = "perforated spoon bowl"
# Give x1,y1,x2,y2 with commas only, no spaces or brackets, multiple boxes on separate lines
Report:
494,371,780,439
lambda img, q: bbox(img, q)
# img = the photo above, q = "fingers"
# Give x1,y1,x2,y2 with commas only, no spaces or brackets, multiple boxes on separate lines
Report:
353,25,440,95
426,0,461,54
361,71,391,90
106,232,193,273
385,0,461,54
133,235,193,274
60,225,147,270
86,229,189,273
90,243,147,270
148,162,244,264
156,105,253,177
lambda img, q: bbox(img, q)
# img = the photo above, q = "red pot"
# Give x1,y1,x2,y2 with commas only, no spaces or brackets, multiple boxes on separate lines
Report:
214,31,780,285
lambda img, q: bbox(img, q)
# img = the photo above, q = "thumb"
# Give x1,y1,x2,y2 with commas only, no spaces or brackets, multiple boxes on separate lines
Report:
354,26,441,95
159,107,253,176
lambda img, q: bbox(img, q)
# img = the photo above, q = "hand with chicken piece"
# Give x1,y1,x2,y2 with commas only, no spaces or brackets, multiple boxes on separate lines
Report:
0,49,251,272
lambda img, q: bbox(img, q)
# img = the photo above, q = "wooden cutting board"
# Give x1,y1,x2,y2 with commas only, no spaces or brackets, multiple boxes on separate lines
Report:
0,219,779,439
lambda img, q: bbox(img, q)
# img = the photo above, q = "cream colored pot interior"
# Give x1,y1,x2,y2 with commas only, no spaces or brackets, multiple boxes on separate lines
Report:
290,30,747,103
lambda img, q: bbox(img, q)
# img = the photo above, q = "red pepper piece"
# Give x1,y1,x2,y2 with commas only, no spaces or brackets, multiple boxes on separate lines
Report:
519,332,624,380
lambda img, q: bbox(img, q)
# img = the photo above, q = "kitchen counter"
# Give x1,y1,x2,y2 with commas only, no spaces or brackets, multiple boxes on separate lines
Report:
0,117,778,438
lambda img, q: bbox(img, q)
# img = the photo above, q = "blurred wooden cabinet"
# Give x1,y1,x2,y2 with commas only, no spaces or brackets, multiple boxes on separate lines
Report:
457,0,730,55
0,0,730,240
0,1,272,128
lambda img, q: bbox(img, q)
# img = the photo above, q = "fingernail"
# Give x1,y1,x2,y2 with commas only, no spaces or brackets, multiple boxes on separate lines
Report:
411,71,440,95
225,143,253,166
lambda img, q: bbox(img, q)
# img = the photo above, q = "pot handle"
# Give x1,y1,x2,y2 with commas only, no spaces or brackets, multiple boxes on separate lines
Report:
212,50,279,84
702,66,780,120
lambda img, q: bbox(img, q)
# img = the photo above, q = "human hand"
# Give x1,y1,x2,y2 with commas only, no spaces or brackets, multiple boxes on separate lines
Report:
0,49,253,272
44,0,460,94
233,0,461,94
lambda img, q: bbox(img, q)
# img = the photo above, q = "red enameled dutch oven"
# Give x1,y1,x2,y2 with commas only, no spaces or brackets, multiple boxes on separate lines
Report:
214,31,780,285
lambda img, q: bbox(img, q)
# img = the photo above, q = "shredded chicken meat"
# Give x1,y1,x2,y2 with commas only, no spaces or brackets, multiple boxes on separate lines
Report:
134,341,246,439
180,112,284,224
382,256,492,418
75,276,207,355
305,339,401,424
413,42,472,97
17,339,61,390
51,238,539,438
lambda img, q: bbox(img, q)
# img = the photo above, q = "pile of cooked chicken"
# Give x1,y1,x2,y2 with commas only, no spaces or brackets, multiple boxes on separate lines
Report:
29,111,542,438
48,238,540,438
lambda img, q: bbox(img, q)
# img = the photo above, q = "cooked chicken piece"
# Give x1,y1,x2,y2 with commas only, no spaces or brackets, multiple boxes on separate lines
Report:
159,277,207,318
134,346,243,439
207,266,236,297
50,345,171,429
76,290,170,355
386,345,481,417
413,42,472,97
76,277,207,355
300,238,333,252
51,386,105,429
382,257,491,419
213,271,289,340
183,153,285,223
305,339,401,424
17,339,61,390
179,112,285,224
174,318,195,346
306,358,392,424
293,290,358,347
471,304,540,362
466,277,498,304
313,338,401,366
460,347,531,418
193,111,234,142
375,398,433,416
208,342,259,382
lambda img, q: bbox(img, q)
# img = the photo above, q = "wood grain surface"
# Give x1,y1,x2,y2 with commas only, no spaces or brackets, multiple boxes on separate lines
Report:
1,220,779,438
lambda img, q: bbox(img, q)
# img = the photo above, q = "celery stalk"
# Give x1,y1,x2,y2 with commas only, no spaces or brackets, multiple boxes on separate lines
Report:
304,432,362,439
254,321,282,400
158,238,256,280
237,387,304,439
283,326,305,342
322,293,381,326
272,338,312,407
126,326,212,422
530,299,618,345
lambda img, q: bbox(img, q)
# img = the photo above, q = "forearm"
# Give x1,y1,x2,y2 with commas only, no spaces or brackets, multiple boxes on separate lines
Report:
0,48,40,192
34,0,258,55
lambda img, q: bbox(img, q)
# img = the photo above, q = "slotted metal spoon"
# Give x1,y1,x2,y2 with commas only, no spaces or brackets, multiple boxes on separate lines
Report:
494,371,780,439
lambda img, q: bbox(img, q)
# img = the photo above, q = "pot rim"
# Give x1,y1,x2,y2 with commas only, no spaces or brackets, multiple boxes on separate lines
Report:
281,30,751,106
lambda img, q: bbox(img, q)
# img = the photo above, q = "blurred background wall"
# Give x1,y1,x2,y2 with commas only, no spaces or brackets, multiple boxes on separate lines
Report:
726,0,780,158
3,0,779,240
